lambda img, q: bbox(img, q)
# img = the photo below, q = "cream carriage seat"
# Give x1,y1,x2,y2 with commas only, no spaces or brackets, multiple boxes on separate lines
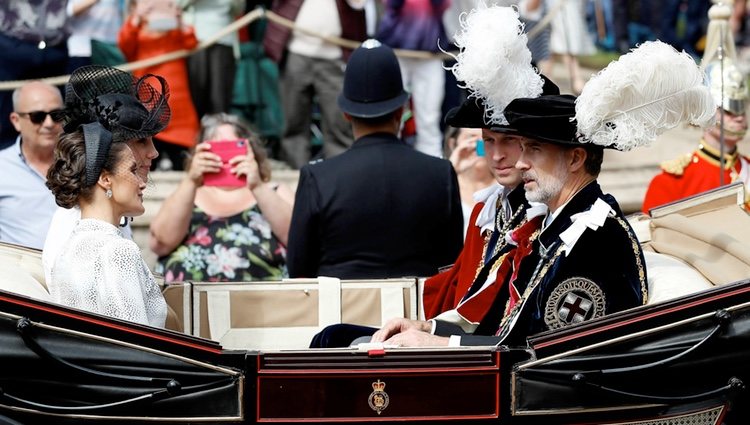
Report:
642,251,712,304
0,242,184,332
630,183,750,305
0,242,51,302
181,277,419,350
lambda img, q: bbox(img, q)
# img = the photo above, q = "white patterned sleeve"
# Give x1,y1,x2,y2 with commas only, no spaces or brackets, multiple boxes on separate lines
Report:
98,240,165,327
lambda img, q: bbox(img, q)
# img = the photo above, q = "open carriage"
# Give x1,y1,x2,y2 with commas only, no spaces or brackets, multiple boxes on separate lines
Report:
1,184,750,424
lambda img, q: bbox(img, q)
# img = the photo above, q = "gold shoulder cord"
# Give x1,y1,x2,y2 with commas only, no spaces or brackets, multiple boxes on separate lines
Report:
614,216,648,304
659,153,693,176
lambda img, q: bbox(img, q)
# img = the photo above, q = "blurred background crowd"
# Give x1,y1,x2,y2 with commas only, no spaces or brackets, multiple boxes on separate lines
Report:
3,0,750,170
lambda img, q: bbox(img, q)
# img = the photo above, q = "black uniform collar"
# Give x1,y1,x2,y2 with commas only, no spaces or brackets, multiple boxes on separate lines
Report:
698,142,738,169
538,180,608,249
351,132,404,148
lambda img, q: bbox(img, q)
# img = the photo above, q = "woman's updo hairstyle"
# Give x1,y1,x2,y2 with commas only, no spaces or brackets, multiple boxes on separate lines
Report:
46,133,129,209
47,65,172,209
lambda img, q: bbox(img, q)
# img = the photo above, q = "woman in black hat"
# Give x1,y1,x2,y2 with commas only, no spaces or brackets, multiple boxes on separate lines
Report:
43,65,172,327
42,65,169,285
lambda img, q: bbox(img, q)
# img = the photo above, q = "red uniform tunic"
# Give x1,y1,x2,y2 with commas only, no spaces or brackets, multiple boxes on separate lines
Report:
421,184,534,321
643,142,750,213
422,202,487,319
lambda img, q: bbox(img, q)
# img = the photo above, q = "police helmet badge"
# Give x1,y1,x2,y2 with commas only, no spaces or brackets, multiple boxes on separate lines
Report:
544,277,606,330
368,380,389,415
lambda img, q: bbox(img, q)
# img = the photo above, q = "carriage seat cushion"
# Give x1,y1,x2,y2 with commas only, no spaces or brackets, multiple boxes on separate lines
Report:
0,255,52,302
644,251,713,305
649,207,750,286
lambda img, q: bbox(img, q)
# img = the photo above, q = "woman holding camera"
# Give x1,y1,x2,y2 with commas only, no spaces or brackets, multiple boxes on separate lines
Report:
150,113,294,282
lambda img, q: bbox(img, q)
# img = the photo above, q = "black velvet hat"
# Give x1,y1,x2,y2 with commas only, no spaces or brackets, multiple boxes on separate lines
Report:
447,75,561,130
502,94,581,146
337,40,410,118
444,97,492,129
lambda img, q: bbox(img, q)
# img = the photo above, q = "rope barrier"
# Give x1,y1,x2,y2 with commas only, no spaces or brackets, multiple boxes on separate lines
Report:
526,0,565,39
0,5,559,91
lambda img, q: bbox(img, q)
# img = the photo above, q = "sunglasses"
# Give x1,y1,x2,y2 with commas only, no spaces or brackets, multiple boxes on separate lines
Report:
17,109,65,125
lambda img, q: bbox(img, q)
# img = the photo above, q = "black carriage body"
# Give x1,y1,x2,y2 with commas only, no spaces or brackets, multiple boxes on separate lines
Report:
1,278,750,425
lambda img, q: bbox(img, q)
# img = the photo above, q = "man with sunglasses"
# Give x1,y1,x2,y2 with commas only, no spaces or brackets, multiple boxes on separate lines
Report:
0,81,64,249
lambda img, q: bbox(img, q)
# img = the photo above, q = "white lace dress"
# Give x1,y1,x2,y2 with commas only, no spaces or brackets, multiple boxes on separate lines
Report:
48,218,167,327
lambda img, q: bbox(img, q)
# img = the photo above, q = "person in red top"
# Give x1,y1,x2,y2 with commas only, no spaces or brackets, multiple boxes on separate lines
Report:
642,61,750,213
119,0,200,170
642,135,750,214
422,101,532,320
642,23,750,214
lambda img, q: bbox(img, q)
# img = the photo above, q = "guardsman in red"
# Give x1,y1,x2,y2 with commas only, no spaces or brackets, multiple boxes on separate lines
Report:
642,62,749,213
643,5,750,214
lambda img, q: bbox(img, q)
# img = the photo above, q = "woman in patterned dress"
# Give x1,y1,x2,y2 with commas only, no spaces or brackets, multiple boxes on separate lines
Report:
151,113,294,282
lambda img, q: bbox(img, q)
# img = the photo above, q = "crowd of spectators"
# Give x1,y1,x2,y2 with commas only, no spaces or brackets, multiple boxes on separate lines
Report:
5,1,750,163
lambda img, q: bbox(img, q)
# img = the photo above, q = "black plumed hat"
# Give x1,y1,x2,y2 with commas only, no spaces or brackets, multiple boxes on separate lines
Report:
447,75,561,131
502,94,581,146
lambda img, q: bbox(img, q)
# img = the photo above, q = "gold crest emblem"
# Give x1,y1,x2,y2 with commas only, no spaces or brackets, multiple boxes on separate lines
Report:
367,380,389,414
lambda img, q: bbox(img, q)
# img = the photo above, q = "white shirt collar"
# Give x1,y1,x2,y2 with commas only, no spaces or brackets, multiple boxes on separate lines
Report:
473,183,508,233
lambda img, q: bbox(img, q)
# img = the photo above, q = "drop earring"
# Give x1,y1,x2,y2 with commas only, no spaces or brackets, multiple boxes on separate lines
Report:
105,188,113,199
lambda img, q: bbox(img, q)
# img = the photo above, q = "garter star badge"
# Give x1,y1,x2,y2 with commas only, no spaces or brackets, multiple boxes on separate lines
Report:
544,277,605,330
368,380,389,414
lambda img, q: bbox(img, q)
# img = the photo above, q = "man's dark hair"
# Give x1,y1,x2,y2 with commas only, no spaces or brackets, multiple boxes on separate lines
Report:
582,145,604,176
349,110,399,127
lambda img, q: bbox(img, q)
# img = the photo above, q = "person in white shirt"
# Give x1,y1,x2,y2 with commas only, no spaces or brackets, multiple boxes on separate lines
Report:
42,66,162,285
43,65,170,326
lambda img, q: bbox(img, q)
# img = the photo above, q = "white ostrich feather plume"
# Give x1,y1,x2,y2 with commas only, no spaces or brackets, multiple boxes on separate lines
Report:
449,2,543,125
575,41,715,151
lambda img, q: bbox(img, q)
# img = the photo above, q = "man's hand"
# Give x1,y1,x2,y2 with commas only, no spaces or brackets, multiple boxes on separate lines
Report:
371,318,431,343
386,329,450,347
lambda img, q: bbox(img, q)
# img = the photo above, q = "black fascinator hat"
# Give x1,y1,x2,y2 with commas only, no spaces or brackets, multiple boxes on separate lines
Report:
63,65,171,187
63,65,171,141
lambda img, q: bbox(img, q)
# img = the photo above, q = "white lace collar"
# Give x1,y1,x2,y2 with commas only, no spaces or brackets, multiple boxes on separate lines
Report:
473,183,506,233
75,218,125,237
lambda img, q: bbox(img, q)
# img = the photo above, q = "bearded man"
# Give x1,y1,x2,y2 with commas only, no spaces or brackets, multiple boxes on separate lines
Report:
370,94,647,347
